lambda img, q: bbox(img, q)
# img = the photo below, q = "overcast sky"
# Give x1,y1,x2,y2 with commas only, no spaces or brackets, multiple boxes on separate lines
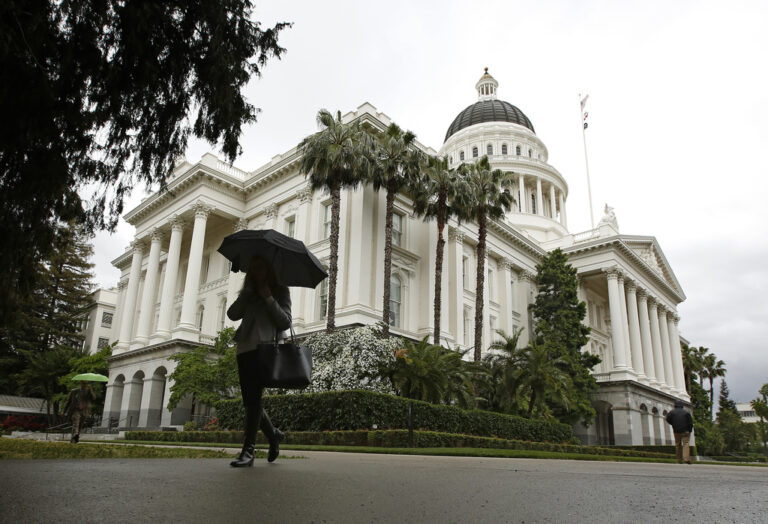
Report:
90,0,768,403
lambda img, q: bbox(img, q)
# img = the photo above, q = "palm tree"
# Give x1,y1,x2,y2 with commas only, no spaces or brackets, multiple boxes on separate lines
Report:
369,123,422,337
299,109,370,332
694,346,709,388
411,155,465,345
702,352,726,419
680,342,704,394
514,342,572,418
390,336,459,403
456,156,514,361
482,327,526,413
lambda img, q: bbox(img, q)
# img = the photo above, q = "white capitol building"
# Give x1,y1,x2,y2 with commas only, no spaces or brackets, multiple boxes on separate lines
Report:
98,70,689,446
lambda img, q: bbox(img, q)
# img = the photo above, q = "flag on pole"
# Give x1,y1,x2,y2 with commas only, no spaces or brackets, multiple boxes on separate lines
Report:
580,94,590,130
580,94,589,111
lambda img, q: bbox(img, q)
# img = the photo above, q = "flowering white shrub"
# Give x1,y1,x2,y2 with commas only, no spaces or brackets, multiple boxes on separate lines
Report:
304,326,401,394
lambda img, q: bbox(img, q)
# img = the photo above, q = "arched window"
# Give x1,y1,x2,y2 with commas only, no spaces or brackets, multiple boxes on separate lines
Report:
459,151,465,161
516,145,521,156
487,144,493,156
218,298,227,330
531,194,536,214
501,143,508,155
528,148,532,158
449,156,453,165
390,275,401,327
318,278,328,319
472,147,478,158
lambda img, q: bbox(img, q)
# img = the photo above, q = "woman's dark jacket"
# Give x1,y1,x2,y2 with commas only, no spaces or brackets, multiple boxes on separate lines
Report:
227,285,292,354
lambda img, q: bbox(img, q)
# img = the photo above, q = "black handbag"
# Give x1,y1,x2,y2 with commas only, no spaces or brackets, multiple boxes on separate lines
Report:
256,328,312,389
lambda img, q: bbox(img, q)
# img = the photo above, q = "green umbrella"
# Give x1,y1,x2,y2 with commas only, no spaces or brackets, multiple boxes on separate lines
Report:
71,373,109,383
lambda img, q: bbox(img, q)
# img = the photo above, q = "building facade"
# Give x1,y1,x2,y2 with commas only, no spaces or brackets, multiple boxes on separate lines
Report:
100,70,689,445
80,287,117,355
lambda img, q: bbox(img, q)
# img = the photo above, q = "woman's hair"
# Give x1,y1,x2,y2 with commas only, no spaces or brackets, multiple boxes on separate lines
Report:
242,256,278,292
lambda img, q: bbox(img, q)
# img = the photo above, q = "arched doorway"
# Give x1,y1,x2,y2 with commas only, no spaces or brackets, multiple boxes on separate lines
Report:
652,407,662,444
123,370,145,428
640,404,651,445
593,400,615,446
102,374,125,428
138,366,167,428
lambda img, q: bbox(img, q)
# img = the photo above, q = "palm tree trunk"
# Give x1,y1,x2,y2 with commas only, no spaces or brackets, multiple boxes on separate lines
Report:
326,183,341,333
473,208,487,361
528,389,536,417
709,376,715,421
381,182,396,337
433,197,447,346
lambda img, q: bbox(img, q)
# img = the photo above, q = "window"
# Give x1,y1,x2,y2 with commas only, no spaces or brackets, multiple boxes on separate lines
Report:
487,144,493,156
101,312,113,327
392,213,403,247
219,298,227,330
462,255,470,290
459,151,465,161
82,316,90,331
516,145,521,156
390,275,401,327
319,278,328,319
286,216,296,238
488,267,495,301
502,143,508,155
201,253,210,284
463,308,472,347
528,148,532,158
197,306,205,331
531,194,536,214
323,204,332,239
97,337,110,349
472,146,478,158
449,157,453,165
490,316,497,337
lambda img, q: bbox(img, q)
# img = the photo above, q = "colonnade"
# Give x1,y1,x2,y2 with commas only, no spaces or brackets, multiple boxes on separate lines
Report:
513,173,567,228
603,267,686,395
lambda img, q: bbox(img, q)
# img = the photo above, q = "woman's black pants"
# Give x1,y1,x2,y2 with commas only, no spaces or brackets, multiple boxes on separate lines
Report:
237,350,277,446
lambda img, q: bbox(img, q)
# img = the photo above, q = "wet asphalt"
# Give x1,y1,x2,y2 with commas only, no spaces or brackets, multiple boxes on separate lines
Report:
1,450,766,523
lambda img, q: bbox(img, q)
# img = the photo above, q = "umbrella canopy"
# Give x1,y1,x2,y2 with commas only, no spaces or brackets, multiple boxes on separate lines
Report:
218,229,328,289
71,373,109,383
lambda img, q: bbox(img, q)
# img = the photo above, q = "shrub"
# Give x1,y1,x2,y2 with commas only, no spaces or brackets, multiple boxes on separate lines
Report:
183,420,197,432
215,390,574,443
1,415,46,432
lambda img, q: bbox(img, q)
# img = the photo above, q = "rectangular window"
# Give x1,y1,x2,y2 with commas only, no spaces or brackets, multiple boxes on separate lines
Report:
286,216,296,238
463,308,472,347
97,337,110,349
101,312,113,327
462,256,470,290
390,275,401,328
392,213,403,247
490,315,497,337
488,268,495,301
323,204,332,239
319,279,328,319
201,253,210,284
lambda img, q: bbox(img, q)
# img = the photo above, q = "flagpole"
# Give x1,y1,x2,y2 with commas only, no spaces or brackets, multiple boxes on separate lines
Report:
580,94,595,229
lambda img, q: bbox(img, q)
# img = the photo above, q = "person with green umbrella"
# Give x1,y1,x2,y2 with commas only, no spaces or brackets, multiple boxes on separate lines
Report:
64,375,104,443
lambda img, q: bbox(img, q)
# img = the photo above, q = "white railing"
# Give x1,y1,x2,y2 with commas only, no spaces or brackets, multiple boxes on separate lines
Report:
199,335,216,345
573,228,600,243
216,161,249,181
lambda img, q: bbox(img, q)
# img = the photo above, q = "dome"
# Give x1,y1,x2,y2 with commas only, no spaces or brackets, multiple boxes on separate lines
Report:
444,69,535,142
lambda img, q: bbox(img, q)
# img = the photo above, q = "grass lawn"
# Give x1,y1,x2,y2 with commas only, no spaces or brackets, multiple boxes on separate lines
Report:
0,437,241,460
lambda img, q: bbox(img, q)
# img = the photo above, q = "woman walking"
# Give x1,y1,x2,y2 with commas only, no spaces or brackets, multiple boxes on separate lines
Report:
227,256,292,467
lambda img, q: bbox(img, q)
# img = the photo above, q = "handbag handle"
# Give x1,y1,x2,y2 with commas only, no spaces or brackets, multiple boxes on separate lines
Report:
274,326,297,346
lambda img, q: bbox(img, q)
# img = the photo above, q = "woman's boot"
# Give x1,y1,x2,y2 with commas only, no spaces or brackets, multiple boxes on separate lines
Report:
230,443,255,467
230,406,259,467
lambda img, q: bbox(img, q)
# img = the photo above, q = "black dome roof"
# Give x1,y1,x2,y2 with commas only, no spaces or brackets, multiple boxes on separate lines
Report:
444,99,535,142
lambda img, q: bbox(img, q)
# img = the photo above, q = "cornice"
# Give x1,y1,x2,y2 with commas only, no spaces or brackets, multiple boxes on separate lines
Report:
486,218,547,259
107,338,207,362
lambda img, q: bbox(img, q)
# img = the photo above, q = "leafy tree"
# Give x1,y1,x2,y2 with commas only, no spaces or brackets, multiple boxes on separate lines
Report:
167,328,239,410
369,123,422,336
703,353,726,419
529,248,599,425
751,383,768,450
689,380,711,424
716,379,749,452
0,1,290,333
10,221,95,424
717,379,737,415
299,110,371,332
481,328,526,414
455,156,514,360
411,155,466,345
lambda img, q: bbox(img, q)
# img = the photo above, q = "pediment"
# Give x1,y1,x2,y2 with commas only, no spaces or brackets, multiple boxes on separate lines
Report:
623,237,684,298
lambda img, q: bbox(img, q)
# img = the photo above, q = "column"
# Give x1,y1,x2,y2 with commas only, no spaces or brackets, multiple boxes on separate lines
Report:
100,382,123,428
110,280,127,342
175,202,213,340
604,269,627,369
137,375,166,428
293,187,312,326
658,306,675,391
451,230,465,347
518,174,527,213
668,314,687,395
133,230,164,347
264,202,278,229
648,298,666,386
625,281,646,380
119,375,143,428
501,258,514,334
637,289,656,383
224,218,248,328
482,255,491,350
617,274,633,373
152,216,184,343
558,190,568,228
519,271,536,345
549,184,556,219
116,241,145,351
535,177,544,216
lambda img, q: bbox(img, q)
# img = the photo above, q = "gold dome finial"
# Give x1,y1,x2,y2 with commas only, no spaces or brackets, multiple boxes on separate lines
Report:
484,67,488,73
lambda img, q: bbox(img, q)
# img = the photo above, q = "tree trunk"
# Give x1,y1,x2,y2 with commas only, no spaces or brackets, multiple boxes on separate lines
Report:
528,389,536,417
433,197,446,346
709,376,715,421
381,182,396,338
473,208,487,361
326,183,341,333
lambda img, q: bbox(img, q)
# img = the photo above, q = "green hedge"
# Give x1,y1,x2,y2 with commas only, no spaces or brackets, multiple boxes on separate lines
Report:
214,390,574,443
613,445,698,457
123,429,672,459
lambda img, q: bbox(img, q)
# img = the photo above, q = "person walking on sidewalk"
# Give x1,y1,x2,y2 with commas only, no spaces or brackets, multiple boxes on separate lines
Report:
227,256,291,467
666,400,694,464
64,382,95,443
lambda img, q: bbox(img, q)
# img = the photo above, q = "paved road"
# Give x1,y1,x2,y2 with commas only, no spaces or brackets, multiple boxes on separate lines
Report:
1,451,766,523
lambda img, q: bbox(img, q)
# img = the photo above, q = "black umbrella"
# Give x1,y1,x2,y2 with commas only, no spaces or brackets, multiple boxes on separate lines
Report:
217,229,328,288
